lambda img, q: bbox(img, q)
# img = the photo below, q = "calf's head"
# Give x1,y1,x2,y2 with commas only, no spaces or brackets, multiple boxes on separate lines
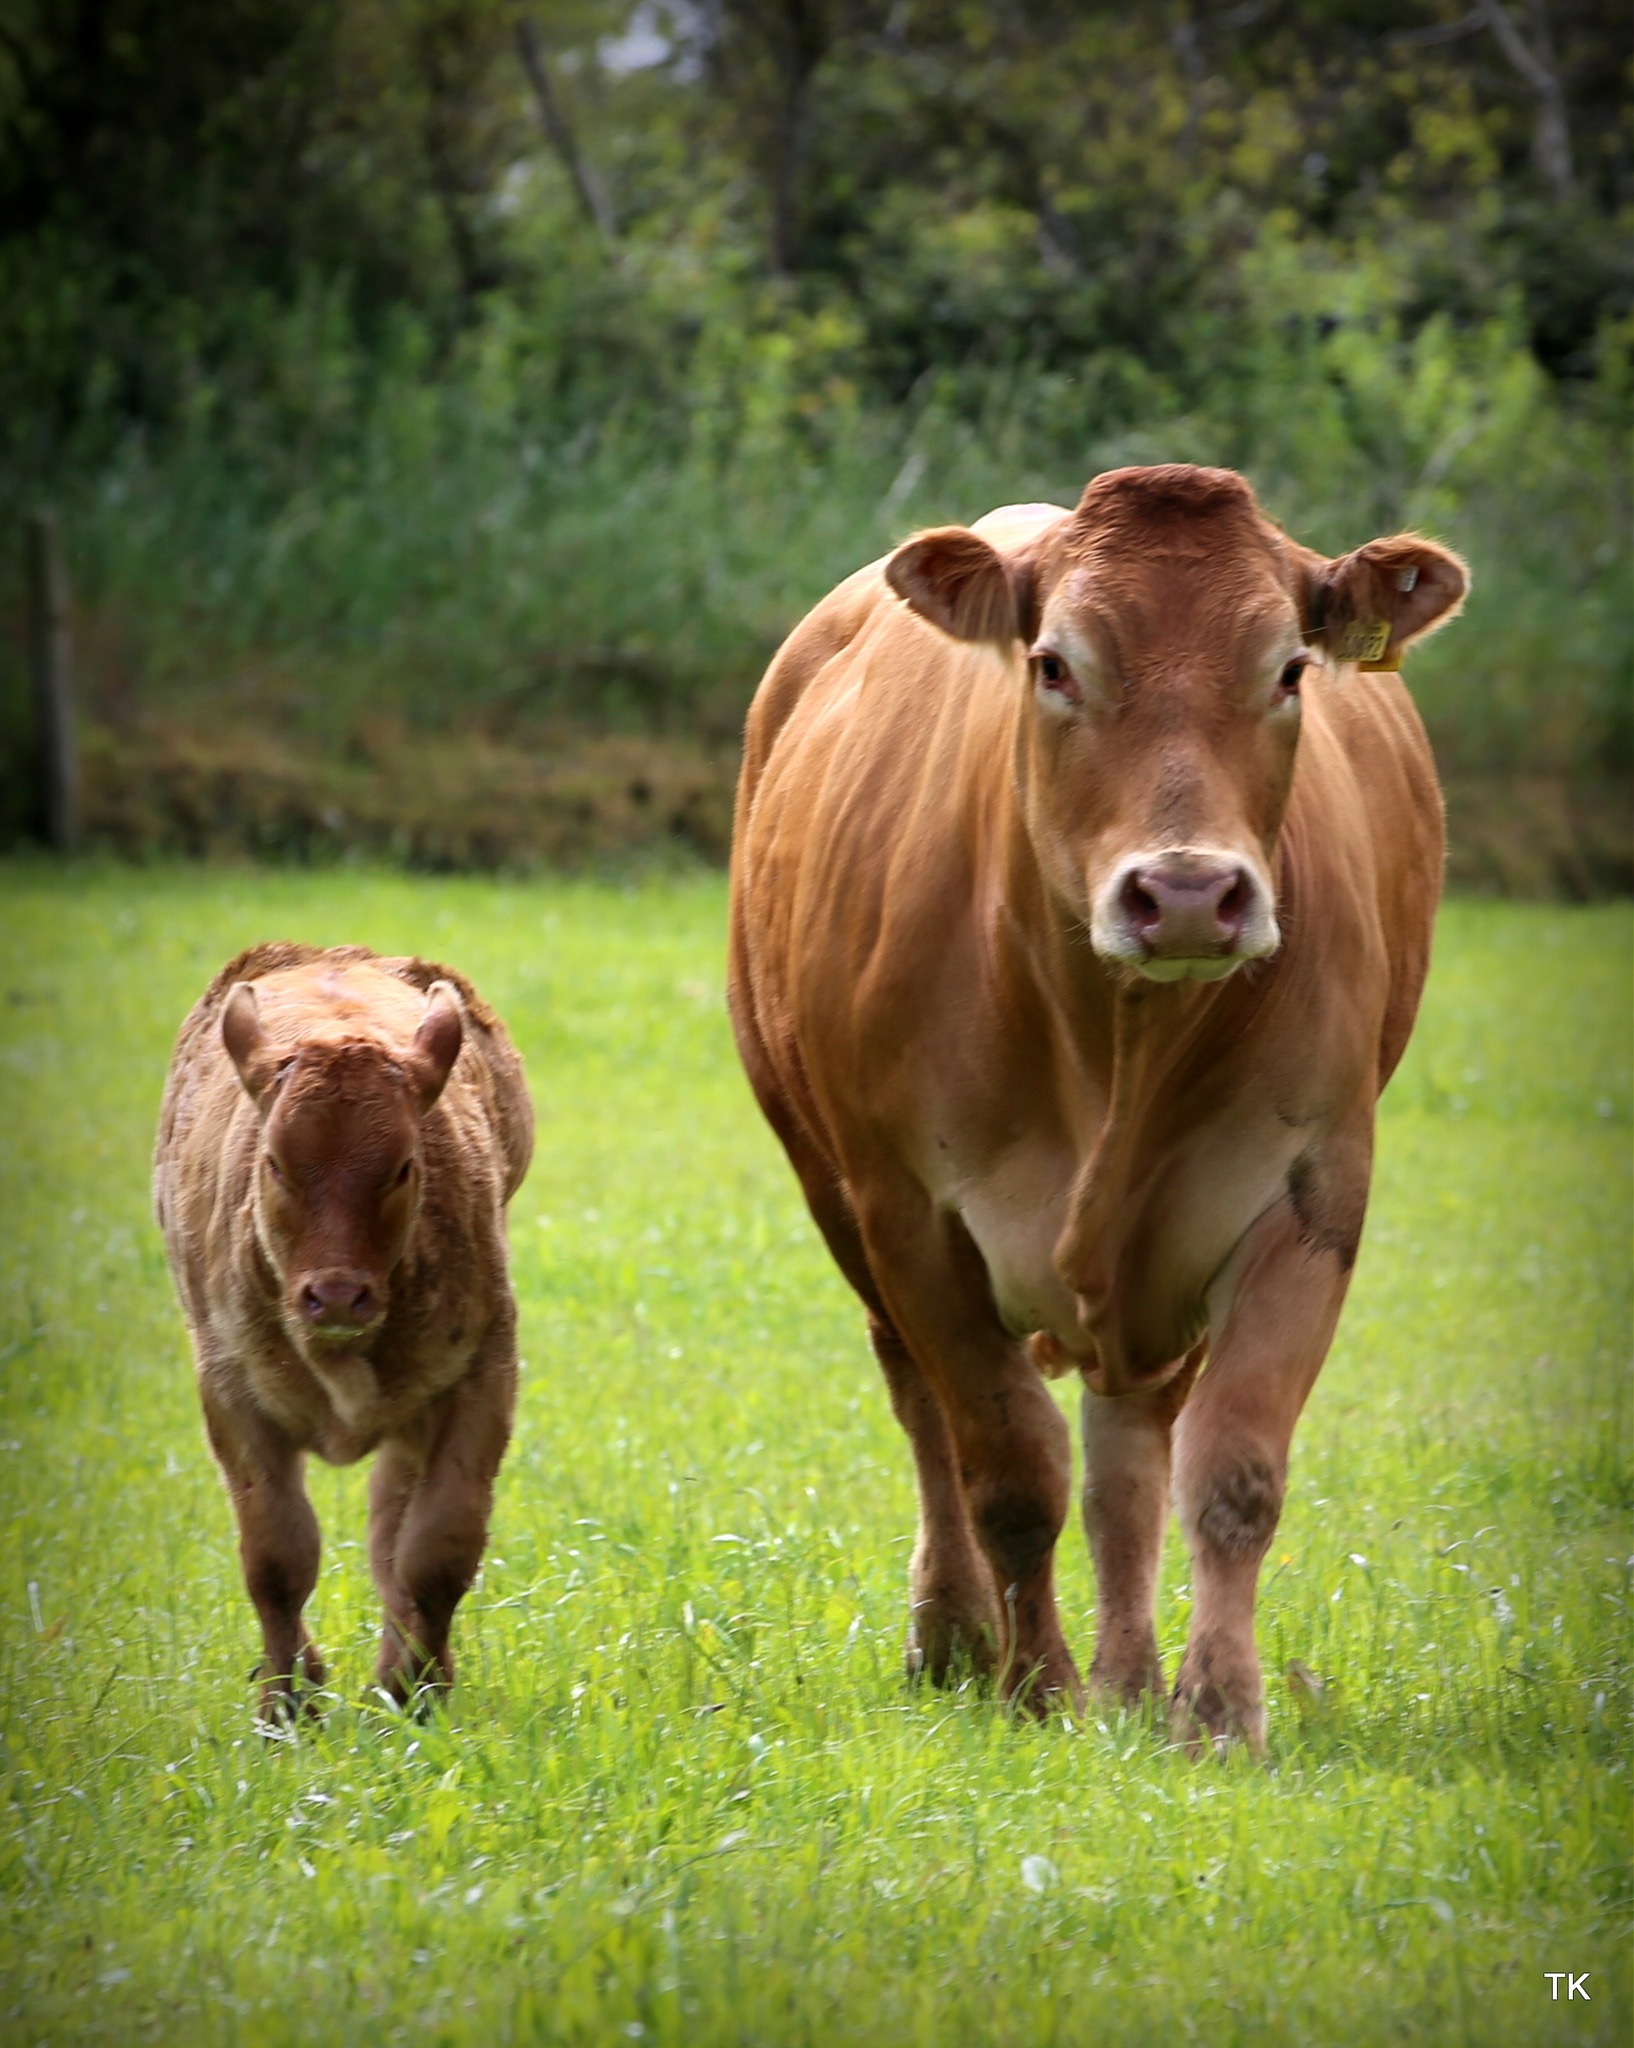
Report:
221,981,464,1350
887,465,1467,982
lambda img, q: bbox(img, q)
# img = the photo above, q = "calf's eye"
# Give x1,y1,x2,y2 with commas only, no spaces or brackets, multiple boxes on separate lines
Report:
264,1154,286,1184
392,1159,413,1188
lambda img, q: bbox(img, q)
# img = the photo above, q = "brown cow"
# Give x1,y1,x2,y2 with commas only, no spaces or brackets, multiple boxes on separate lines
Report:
154,943,533,1721
728,464,1466,1748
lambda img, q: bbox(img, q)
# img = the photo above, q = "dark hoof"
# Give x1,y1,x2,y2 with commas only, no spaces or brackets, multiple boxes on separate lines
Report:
254,1681,325,1735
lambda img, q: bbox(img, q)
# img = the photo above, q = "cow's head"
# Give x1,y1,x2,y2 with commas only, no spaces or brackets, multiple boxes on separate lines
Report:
886,465,1467,982
221,981,463,1354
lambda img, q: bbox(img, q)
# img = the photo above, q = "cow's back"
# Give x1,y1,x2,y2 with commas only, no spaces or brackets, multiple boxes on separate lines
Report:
1312,667,1444,1085
738,503,1069,817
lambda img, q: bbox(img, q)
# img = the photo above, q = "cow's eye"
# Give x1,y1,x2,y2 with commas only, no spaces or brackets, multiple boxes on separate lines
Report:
1279,655,1310,696
264,1154,286,1184
1035,652,1080,702
392,1159,413,1188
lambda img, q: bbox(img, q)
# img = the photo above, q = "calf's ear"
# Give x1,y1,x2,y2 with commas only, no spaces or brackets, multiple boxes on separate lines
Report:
221,983,274,1101
1304,533,1469,670
409,981,463,1110
886,527,1028,647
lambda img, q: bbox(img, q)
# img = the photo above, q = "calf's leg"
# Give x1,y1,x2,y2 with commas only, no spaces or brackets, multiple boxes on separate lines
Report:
370,1346,515,1709
1170,1197,1352,1752
1080,1343,1203,1707
367,1442,421,1695
203,1390,325,1722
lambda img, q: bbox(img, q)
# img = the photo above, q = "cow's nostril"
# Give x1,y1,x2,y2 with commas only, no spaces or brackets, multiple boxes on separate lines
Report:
300,1283,325,1321
1216,874,1249,937
1119,871,1162,934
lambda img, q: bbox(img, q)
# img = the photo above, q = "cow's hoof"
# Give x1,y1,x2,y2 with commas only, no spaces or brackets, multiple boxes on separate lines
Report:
1089,1649,1165,1710
1169,1676,1266,1757
1002,1655,1086,1720
906,1612,999,1689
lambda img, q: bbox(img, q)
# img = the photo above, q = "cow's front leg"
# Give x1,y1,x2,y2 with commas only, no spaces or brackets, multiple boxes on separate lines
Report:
370,1338,515,1710
1171,1195,1353,1753
202,1387,326,1724
871,1318,1001,1683
868,1203,1081,1715
1081,1345,1204,1708
951,1357,1078,1714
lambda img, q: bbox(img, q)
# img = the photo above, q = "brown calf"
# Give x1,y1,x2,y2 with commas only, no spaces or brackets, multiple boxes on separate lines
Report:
154,943,533,1720
729,465,1467,1748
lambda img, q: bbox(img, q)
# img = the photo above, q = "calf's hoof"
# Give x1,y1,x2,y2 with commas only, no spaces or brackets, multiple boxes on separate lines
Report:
374,1648,455,1719
254,1675,325,1735
373,1682,450,1722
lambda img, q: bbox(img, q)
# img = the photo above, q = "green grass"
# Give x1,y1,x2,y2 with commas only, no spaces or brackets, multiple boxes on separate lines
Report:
0,864,1628,2046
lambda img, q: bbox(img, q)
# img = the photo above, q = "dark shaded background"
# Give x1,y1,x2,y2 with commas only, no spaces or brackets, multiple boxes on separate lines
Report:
0,1,1628,885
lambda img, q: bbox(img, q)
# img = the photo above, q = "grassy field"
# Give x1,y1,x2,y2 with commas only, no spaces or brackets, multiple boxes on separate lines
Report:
0,864,1628,2046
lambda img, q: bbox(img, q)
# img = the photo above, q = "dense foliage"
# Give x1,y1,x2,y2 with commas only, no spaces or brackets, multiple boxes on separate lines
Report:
0,1,1628,777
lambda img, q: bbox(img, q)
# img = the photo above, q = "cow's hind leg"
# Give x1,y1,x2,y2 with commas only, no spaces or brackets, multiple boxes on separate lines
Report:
203,1390,325,1725
1080,1344,1204,1708
369,1343,515,1712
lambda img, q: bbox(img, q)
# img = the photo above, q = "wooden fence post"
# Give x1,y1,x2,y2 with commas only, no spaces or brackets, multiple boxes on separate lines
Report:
26,510,79,852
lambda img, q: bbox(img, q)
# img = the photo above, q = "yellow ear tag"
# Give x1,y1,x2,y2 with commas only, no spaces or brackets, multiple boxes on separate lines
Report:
1336,619,1392,665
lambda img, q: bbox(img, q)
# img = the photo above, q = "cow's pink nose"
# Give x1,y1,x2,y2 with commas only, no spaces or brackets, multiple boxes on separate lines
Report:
1120,860,1252,956
299,1273,379,1329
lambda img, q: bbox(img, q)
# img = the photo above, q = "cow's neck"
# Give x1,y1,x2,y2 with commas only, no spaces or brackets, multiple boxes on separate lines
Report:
999,795,1282,1347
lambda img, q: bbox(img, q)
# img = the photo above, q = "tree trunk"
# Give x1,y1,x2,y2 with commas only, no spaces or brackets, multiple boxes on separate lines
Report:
516,16,619,248
27,510,79,853
752,0,833,279
770,64,816,277
1478,0,1573,202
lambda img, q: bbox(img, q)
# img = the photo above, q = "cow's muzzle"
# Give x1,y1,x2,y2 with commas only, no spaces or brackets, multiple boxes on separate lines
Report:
294,1269,385,1341
1094,850,1278,981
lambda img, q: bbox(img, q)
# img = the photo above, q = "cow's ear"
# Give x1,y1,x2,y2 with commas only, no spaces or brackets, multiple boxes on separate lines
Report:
221,983,274,1101
409,981,463,1110
886,527,1027,647
1305,534,1469,671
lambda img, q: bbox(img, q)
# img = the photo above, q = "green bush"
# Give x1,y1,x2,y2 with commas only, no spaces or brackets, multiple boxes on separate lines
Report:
6,260,1624,783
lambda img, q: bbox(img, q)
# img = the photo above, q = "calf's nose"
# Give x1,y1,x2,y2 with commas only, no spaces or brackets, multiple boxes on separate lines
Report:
1119,858,1252,957
298,1272,379,1331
